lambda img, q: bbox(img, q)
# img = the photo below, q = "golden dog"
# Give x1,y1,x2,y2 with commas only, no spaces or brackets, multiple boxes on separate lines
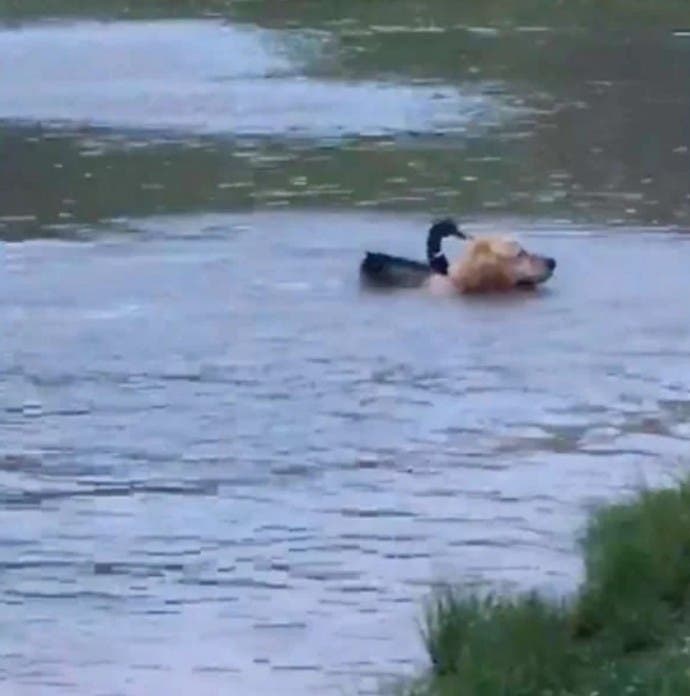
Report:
428,236,556,295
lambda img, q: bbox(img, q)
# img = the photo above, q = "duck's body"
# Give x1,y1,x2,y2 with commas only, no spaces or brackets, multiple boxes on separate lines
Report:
359,252,431,288
359,219,465,288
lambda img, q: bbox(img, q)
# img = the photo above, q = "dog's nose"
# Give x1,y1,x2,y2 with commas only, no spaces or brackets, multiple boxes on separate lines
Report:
546,257,556,271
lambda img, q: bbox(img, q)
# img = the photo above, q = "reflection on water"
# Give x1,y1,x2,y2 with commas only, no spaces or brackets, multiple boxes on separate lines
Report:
3,17,690,235
4,1,690,694
1,20,510,138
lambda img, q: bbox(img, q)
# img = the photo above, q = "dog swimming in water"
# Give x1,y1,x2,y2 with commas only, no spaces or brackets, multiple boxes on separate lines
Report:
359,218,556,294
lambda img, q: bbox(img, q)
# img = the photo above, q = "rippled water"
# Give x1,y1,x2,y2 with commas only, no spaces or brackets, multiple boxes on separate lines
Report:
5,213,690,694
4,3,690,695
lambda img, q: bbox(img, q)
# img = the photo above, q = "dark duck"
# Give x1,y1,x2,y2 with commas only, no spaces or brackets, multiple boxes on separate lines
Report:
360,218,467,288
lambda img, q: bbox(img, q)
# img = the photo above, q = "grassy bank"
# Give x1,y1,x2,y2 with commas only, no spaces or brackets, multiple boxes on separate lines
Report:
404,479,690,695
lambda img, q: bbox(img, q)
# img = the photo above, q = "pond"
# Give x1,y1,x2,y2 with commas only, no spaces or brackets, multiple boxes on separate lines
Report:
3,2,690,694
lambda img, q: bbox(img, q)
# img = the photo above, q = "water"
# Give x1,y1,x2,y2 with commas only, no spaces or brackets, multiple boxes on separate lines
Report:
2,20,507,138
3,3,690,694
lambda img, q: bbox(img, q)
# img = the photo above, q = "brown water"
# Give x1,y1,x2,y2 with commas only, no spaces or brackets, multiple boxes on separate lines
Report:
3,3,690,694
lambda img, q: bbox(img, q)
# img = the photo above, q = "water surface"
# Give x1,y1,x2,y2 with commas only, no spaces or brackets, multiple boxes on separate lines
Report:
3,3,690,694
5,213,690,694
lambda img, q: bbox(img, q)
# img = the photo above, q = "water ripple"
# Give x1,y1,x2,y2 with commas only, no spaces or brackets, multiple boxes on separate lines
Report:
3,212,690,694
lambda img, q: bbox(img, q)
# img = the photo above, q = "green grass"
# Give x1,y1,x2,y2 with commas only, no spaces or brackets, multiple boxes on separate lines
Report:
402,478,690,696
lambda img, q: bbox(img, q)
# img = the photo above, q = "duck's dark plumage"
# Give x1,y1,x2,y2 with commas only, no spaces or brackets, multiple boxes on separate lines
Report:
360,218,465,288
360,251,431,288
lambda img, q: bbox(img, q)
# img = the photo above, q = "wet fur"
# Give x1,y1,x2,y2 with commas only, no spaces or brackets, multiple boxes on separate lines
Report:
438,235,555,294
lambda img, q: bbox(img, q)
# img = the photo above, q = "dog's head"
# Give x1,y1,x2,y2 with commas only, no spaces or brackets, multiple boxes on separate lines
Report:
449,236,556,293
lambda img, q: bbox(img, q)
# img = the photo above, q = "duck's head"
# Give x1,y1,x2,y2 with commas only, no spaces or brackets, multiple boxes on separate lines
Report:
429,218,467,241
427,218,467,274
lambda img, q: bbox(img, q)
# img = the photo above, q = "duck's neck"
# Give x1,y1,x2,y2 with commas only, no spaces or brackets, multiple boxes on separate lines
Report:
427,226,449,275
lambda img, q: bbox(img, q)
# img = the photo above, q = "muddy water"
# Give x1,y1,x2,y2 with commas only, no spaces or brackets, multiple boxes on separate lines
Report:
3,4,690,695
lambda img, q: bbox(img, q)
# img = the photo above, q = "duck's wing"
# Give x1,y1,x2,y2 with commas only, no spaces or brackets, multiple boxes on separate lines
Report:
360,252,431,288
